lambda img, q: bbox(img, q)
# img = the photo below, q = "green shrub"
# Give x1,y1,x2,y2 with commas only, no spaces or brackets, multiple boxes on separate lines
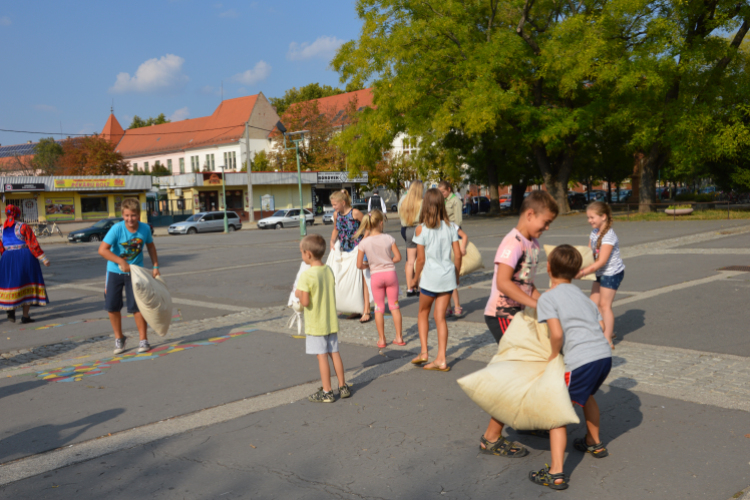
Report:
667,204,693,209
675,193,713,202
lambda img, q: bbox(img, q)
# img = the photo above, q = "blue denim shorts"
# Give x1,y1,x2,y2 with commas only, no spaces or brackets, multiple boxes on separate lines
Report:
596,271,625,290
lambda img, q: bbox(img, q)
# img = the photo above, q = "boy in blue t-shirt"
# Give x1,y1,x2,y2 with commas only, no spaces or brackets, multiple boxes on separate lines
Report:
98,198,160,354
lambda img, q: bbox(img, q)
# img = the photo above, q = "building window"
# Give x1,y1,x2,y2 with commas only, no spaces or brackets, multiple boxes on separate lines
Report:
179,158,185,174
155,160,161,166
210,154,215,171
144,162,150,173
223,152,228,170
132,163,138,172
81,197,109,220
231,151,237,169
167,159,173,172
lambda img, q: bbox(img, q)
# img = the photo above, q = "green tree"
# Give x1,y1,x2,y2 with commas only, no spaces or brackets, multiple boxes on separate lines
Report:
32,137,63,175
129,113,171,129
270,83,347,115
250,150,271,172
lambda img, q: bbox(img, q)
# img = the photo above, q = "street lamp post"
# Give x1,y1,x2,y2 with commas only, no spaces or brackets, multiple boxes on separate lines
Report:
220,164,229,233
284,131,308,238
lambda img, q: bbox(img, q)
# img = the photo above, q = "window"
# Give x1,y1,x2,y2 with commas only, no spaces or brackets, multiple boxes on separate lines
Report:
179,158,185,174
155,160,161,166
167,159,172,171
81,197,109,220
223,152,228,169
231,151,237,169
209,154,215,171
144,162,150,173
132,163,138,172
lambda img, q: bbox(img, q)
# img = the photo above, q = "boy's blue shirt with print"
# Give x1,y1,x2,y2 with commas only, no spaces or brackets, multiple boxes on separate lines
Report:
103,221,153,274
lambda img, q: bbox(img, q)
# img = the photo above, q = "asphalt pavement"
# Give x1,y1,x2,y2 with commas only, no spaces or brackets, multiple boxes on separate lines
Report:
0,214,749,499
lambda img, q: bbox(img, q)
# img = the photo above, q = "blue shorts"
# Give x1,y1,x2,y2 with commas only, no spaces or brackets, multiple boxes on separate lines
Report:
420,288,451,298
104,272,139,314
565,357,612,407
596,271,624,290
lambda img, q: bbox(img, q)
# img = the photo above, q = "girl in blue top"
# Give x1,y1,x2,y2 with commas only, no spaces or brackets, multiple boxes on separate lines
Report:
411,188,461,372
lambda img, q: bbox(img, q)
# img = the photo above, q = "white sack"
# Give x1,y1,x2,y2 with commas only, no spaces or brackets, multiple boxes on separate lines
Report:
457,309,579,430
543,244,596,285
451,241,484,277
287,262,310,335
326,241,365,314
127,265,173,337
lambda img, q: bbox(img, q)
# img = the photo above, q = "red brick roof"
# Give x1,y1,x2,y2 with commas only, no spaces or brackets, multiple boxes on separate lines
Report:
101,114,124,145
110,95,259,158
282,88,374,126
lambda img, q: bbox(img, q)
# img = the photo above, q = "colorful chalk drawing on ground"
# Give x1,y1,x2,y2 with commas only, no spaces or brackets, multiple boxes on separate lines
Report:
5,310,183,334
35,329,257,383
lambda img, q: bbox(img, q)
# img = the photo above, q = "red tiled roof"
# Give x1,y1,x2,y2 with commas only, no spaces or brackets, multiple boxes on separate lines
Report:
112,95,259,158
283,88,374,125
101,114,125,145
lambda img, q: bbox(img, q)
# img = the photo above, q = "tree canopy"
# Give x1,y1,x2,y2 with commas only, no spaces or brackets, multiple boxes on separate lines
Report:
270,83,346,115
332,0,750,213
129,113,171,129
58,136,129,175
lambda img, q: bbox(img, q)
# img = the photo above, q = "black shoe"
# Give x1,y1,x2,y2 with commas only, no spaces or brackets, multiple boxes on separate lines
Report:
406,289,419,297
6,310,15,323
21,316,35,324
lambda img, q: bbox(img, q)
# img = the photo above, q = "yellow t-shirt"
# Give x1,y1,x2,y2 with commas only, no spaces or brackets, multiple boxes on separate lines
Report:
296,265,339,336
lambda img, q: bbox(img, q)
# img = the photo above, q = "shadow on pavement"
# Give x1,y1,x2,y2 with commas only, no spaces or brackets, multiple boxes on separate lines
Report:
614,309,646,341
0,379,46,401
0,408,125,462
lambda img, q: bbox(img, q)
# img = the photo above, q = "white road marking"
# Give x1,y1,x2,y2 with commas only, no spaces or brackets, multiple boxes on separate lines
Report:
612,271,746,308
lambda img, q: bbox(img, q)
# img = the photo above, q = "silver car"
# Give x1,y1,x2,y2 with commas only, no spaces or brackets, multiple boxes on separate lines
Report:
168,211,242,235
323,210,334,225
257,209,315,229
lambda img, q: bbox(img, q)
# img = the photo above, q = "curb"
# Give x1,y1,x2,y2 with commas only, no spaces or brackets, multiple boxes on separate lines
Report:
731,486,750,500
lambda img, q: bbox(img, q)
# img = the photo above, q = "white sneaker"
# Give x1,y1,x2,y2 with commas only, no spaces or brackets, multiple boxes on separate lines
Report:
137,340,151,353
113,337,127,355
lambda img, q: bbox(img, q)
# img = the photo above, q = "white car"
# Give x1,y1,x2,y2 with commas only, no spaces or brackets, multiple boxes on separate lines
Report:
257,209,315,229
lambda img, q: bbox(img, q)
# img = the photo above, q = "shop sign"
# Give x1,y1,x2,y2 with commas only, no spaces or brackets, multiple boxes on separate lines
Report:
317,172,368,184
261,194,275,212
54,178,126,189
202,173,223,186
45,197,75,221
4,183,46,192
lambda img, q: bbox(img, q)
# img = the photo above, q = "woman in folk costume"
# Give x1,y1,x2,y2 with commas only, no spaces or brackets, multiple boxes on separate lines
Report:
0,205,50,323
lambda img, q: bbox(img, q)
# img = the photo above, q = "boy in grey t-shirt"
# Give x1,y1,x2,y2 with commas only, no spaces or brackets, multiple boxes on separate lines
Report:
528,245,612,491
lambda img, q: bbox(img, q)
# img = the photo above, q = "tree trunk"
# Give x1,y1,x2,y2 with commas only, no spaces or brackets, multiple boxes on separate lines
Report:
511,180,528,212
533,145,572,213
639,143,666,212
486,155,500,214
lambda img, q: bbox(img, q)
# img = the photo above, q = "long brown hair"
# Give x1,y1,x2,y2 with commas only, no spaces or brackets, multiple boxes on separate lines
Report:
399,180,423,226
420,188,450,229
587,201,612,250
354,209,384,239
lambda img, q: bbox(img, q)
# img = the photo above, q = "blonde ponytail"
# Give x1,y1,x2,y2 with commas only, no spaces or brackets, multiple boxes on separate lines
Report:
355,209,384,239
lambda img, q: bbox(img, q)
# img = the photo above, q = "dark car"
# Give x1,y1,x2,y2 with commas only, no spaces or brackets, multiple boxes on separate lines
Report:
67,218,155,243
568,192,588,210
468,196,491,214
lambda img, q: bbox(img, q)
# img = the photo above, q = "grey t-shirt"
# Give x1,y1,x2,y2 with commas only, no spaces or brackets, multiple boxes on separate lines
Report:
537,284,611,372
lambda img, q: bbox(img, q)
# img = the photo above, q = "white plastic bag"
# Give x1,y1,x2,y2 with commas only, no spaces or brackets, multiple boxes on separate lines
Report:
287,262,310,335
127,265,173,337
457,309,579,430
326,241,364,314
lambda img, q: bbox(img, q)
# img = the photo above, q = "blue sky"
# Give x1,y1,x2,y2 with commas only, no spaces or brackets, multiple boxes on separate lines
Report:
0,0,363,146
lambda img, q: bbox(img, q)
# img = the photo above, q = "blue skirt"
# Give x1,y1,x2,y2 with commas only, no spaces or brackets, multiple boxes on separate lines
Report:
0,248,49,309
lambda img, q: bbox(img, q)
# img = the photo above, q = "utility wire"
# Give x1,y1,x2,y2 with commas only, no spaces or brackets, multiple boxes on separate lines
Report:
0,122,278,138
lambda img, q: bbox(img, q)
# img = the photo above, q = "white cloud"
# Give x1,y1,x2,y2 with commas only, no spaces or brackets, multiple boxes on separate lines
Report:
219,9,238,18
110,54,189,94
231,61,271,85
0,16,11,26
34,104,58,113
170,107,190,121
287,36,345,61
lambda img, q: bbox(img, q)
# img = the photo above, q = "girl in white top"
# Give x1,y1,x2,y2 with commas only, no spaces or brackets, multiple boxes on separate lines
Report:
411,188,461,372
577,201,625,348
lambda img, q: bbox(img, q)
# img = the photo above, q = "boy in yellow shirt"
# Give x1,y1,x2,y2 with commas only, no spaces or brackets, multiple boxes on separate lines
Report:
296,234,351,403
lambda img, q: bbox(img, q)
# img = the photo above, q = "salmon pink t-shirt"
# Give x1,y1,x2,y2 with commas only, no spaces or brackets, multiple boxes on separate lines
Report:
357,234,397,274
483,228,539,318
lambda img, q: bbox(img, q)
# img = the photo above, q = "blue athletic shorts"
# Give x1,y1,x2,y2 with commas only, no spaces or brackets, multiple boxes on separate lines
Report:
104,272,139,314
419,288,451,298
596,271,624,290
565,357,612,407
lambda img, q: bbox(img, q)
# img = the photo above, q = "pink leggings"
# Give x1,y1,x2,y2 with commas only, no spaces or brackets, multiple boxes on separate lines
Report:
371,271,400,313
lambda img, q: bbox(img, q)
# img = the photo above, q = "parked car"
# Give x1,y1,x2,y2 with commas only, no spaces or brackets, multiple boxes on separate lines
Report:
467,196,491,214
585,190,607,202
257,209,315,229
168,211,242,235
567,192,588,210
68,218,154,243
323,209,335,225
499,195,512,210
611,189,632,203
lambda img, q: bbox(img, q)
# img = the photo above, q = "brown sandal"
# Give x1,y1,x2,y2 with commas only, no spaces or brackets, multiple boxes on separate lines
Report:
410,353,429,365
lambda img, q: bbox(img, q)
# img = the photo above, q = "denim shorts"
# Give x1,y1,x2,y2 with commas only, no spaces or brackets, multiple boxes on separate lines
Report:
306,333,339,355
104,272,139,314
596,271,624,290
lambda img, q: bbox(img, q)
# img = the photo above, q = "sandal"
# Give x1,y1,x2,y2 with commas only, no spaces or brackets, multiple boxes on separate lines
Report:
452,307,467,319
422,362,450,372
392,338,407,346
573,438,609,458
479,435,528,458
377,340,387,349
445,308,454,318
528,465,569,490
410,353,429,365
359,312,372,324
